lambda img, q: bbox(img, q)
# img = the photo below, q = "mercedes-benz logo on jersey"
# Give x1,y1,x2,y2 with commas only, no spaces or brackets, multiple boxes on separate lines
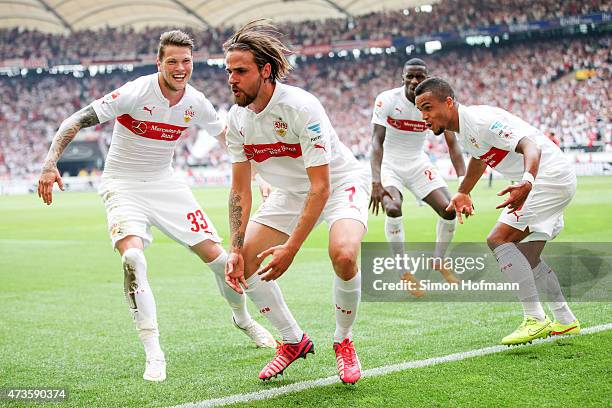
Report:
132,120,148,135
243,144,255,160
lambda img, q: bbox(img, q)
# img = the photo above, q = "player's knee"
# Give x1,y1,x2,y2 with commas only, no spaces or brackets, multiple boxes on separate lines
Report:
241,244,262,278
122,248,146,278
330,247,358,278
486,232,510,251
385,205,402,218
438,207,456,220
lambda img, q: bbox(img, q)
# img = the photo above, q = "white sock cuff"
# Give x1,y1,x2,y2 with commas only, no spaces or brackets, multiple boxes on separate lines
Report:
438,217,456,225
207,250,228,266
205,251,228,277
492,242,516,258
245,272,262,288
385,216,403,226
334,272,361,291
122,247,145,264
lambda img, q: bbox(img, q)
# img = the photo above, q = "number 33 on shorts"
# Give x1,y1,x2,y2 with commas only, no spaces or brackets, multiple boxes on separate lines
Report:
186,209,212,234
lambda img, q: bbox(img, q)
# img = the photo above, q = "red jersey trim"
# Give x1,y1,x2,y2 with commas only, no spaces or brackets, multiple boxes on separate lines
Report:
116,114,187,141
243,142,302,162
479,147,509,168
386,116,428,132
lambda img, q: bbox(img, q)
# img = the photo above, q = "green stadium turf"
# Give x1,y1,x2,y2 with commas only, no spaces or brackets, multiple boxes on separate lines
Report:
0,176,610,407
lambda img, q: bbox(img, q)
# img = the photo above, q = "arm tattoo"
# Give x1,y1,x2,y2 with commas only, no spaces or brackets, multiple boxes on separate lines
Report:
42,105,100,172
229,190,245,248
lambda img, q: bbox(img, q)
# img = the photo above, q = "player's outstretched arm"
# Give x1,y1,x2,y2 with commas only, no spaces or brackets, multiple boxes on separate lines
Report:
369,124,391,215
444,131,466,179
496,137,541,211
38,105,100,205
226,161,252,293
257,164,330,281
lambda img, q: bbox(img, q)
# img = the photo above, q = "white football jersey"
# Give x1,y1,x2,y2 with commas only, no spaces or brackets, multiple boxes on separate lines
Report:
371,86,430,161
92,73,224,180
226,83,365,193
456,104,572,181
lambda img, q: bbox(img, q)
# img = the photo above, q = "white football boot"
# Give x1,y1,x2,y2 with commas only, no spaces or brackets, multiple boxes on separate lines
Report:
143,358,166,382
234,318,276,348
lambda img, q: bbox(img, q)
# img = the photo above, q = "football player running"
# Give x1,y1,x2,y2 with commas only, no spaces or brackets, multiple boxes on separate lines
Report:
37,30,275,383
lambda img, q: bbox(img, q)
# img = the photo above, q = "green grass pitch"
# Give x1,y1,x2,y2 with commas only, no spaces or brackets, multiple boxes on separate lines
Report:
0,176,610,407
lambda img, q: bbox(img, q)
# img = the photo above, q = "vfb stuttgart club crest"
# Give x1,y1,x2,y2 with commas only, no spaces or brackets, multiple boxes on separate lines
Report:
274,118,288,137
184,106,195,123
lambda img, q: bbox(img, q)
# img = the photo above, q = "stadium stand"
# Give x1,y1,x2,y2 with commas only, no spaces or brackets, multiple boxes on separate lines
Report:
0,2,610,181
1,0,608,60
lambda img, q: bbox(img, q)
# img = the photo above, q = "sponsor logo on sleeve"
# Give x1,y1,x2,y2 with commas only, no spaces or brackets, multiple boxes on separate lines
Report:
489,121,513,139
102,91,120,104
307,122,326,151
374,99,384,116
307,122,321,135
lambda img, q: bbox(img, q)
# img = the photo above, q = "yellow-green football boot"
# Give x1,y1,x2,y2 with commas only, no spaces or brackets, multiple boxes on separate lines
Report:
501,316,552,346
550,319,580,336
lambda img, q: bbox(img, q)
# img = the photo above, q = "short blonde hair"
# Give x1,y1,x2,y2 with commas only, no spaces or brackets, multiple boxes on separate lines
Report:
158,30,193,60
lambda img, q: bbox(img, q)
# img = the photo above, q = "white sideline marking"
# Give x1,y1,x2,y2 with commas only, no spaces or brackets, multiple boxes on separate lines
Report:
170,323,612,408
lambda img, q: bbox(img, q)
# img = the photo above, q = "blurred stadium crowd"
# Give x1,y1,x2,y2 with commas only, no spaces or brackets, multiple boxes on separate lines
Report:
0,3,610,180
1,0,608,60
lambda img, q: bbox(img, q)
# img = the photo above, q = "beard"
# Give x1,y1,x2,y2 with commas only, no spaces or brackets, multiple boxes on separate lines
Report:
233,90,256,107
232,77,261,107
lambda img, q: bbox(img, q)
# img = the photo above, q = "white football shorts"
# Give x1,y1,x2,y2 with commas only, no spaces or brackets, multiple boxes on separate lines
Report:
498,171,577,242
98,175,221,249
251,173,370,235
381,153,448,200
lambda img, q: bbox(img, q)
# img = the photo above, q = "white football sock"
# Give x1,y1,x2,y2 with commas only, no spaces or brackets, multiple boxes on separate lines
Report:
434,217,456,261
533,261,576,324
206,251,252,329
385,216,406,275
333,272,361,343
493,243,546,321
122,248,164,360
244,273,303,343
385,216,405,247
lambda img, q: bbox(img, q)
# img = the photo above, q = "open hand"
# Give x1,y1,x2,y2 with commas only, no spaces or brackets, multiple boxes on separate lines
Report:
37,163,64,205
369,182,392,215
256,244,297,281
496,181,532,211
445,192,474,224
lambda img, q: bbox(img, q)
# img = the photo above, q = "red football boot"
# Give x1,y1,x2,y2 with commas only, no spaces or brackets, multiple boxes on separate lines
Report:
333,338,361,384
258,333,314,380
